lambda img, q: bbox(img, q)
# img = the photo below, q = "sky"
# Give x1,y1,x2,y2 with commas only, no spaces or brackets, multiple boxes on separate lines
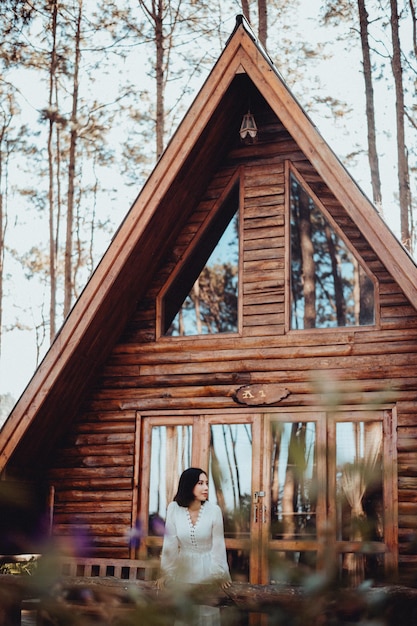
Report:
0,0,408,418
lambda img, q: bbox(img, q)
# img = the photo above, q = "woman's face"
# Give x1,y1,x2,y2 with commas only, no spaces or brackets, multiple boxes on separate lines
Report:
193,472,209,502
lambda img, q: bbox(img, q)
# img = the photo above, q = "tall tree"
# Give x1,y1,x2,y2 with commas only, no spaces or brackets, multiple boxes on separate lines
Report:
0,2,36,360
258,0,267,48
320,1,414,239
47,0,59,338
410,0,417,56
241,0,250,23
239,0,267,47
0,0,127,356
64,0,83,316
390,0,411,249
0,93,13,359
357,0,382,207
0,83,34,361
137,0,181,158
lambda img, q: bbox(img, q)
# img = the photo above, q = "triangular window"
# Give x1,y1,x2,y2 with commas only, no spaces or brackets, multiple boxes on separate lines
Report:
161,183,240,336
290,171,375,329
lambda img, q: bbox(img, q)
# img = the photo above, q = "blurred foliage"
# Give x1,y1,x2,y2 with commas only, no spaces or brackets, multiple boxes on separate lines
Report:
0,557,37,576
0,547,413,625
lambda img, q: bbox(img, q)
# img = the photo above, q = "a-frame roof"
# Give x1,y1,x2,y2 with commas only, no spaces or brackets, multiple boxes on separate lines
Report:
1,15,417,474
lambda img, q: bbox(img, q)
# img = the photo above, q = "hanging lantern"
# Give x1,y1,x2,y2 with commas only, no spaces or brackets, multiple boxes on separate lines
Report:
239,110,258,141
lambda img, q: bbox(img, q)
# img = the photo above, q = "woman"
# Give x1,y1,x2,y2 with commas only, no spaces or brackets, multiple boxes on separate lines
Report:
156,467,232,591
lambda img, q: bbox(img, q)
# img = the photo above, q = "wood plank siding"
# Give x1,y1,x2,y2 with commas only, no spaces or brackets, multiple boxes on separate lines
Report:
45,99,417,583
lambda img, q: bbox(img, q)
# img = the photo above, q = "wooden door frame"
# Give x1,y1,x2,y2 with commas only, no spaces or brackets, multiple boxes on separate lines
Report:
258,407,397,583
135,410,263,582
134,406,398,581
327,408,398,577
136,414,195,559
260,411,328,583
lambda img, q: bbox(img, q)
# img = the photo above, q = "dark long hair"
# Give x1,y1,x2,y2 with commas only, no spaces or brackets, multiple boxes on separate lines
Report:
174,467,207,507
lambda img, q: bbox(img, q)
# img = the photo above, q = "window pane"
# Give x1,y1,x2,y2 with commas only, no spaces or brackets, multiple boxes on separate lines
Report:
148,425,192,533
163,185,239,336
208,424,252,581
290,173,375,329
336,421,384,582
270,422,317,541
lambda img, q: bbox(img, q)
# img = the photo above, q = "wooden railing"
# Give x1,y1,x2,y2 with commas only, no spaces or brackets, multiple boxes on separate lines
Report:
59,556,160,581
19,557,161,625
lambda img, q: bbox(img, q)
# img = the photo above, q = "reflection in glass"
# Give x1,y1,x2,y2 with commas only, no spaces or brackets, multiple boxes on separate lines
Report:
270,422,317,541
148,425,192,535
208,424,252,581
167,213,239,336
336,421,384,584
163,184,240,336
290,173,375,329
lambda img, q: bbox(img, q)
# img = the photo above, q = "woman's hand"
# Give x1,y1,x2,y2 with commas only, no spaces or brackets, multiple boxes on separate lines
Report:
220,579,232,590
155,576,166,590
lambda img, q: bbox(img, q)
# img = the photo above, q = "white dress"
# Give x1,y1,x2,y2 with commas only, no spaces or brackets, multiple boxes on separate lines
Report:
161,500,231,585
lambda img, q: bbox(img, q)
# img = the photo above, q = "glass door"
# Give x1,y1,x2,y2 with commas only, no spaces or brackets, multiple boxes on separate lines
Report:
204,415,262,583
138,415,194,558
137,409,396,585
260,410,396,584
137,413,262,582
327,410,397,584
261,412,327,583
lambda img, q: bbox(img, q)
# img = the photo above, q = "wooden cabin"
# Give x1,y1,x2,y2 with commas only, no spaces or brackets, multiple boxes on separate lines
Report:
2,16,417,590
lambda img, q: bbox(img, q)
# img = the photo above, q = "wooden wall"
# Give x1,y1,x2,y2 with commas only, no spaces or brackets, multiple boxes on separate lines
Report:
47,105,417,583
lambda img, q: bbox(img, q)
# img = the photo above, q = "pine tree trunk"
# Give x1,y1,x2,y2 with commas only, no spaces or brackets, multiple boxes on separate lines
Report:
0,190,4,359
155,0,164,159
64,0,82,316
48,0,58,338
357,0,382,208
0,103,10,360
325,223,345,325
409,0,417,57
390,0,411,250
258,0,267,48
240,0,250,23
299,187,316,328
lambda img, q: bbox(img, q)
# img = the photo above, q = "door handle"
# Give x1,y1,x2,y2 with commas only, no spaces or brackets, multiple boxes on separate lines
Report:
253,492,266,523
253,504,267,523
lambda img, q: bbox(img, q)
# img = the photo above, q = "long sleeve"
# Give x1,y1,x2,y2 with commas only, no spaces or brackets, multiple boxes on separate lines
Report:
159,501,231,585
209,505,231,581
160,502,179,578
